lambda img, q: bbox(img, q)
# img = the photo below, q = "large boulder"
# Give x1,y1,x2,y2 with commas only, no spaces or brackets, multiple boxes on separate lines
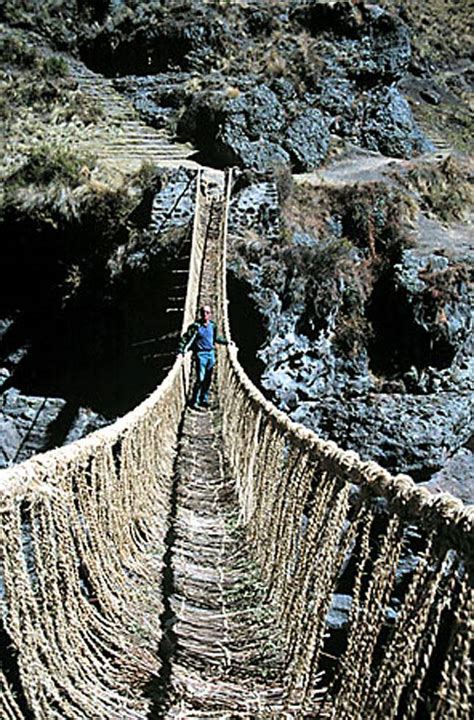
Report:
216,119,290,172
178,82,292,170
283,109,331,172
360,85,432,157
227,84,286,137
313,77,358,136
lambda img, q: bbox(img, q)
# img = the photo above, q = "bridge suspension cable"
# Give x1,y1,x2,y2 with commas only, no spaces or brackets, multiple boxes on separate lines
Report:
0,168,472,719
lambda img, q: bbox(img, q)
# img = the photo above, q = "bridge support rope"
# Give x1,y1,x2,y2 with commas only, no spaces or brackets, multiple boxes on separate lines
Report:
0,169,472,719
217,169,473,718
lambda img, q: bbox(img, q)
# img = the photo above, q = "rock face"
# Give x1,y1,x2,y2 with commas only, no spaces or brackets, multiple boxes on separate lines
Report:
292,392,472,480
419,447,474,504
284,110,330,172
102,1,431,170
361,86,431,158
0,387,66,467
177,81,329,171
0,378,109,470
290,0,412,82
0,169,196,468
227,166,473,486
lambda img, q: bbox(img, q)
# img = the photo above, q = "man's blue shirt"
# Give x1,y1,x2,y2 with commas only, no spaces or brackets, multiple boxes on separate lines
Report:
195,322,214,352
178,319,227,354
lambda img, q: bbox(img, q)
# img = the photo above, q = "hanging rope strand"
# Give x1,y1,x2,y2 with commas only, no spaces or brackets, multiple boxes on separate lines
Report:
0,168,471,719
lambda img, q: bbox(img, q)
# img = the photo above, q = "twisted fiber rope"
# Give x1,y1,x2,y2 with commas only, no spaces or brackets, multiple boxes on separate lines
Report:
0,171,206,718
433,570,472,719
0,168,472,717
402,561,461,719
0,349,182,719
1,669,24,720
329,513,404,719
217,169,472,717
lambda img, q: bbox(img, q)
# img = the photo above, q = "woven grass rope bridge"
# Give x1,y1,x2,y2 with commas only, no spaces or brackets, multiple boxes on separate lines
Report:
0,169,472,719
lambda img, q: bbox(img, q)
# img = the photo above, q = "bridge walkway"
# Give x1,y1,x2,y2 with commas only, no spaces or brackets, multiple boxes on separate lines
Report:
162,404,289,718
154,180,325,717
0,170,470,720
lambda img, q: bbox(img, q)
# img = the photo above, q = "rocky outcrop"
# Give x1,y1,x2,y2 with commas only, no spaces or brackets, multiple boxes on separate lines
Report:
0,386,108,469
0,367,108,469
290,0,412,83
284,109,330,172
228,167,473,485
176,80,331,171
0,388,66,467
105,1,430,170
419,447,474,504
292,391,472,480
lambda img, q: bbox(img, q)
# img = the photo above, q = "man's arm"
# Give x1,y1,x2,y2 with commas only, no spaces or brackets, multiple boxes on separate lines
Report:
178,323,198,354
212,321,228,346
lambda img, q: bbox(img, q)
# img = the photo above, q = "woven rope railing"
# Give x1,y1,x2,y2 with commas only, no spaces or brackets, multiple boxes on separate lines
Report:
1,167,472,718
217,168,473,719
0,170,207,719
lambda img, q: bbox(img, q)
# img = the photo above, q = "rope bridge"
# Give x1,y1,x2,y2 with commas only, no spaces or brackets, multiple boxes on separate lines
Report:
0,169,472,719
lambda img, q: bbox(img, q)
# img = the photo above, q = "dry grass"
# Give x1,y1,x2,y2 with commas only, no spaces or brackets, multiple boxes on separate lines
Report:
0,24,159,226
377,0,473,153
394,156,474,223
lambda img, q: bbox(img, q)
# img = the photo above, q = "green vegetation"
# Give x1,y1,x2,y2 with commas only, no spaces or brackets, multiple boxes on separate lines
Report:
0,137,156,240
232,176,419,357
0,29,70,120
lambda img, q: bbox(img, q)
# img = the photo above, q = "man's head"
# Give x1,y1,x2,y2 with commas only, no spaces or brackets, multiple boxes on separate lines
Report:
199,304,212,323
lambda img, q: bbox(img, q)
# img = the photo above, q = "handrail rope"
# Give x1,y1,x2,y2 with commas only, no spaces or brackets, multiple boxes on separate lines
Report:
0,167,206,718
0,169,204,497
217,168,471,715
152,171,196,241
218,169,473,557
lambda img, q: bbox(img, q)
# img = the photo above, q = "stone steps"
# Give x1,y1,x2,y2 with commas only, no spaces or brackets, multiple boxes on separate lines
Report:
65,57,195,169
229,174,281,242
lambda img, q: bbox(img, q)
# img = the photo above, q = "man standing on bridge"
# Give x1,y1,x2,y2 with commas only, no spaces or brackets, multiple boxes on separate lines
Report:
178,304,229,409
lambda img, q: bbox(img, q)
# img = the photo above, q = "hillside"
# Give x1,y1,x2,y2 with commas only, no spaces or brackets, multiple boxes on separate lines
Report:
0,1,472,498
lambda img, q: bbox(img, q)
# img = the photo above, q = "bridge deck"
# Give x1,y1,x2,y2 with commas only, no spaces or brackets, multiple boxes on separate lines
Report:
155,180,326,717
161,404,289,717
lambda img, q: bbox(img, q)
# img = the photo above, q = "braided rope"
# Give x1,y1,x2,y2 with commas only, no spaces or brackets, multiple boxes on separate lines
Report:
0,168,472,718
217,168,473,717
1,669,25,720
0,171,206,718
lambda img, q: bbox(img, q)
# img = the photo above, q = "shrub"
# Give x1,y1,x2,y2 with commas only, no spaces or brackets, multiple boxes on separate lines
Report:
0,32,39,67
11,144,94,188
43,55,69,78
